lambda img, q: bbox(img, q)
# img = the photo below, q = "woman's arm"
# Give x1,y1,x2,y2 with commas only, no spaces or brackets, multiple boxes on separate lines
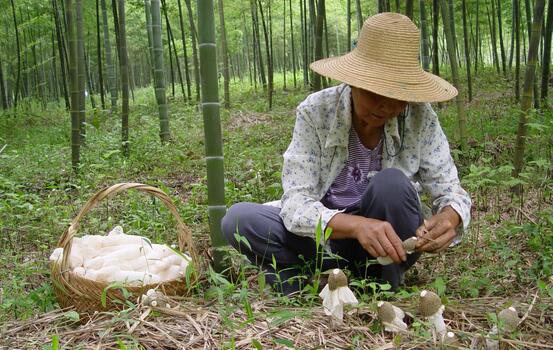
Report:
415,104,472,252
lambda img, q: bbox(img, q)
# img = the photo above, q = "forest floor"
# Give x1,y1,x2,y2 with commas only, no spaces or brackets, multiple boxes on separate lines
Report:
0,70,552,349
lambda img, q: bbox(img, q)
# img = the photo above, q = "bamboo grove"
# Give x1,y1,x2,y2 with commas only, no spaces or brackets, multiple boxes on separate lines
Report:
0,0,551,172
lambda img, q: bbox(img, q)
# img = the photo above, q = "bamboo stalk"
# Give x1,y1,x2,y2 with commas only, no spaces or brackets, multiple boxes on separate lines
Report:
440,0,468,150
150,0,170,142
65,0,80,170
101,0,117,114
196,0,227,255
513,0,546,181
76,0,86,144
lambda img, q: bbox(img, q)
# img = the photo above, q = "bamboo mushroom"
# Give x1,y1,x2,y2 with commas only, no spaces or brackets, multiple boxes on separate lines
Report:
159,265,182,281
73,266,86,276
107,225,124,236
319,269,359,322
49,248,63,262
141,288,170,307
485,307,520,350
83,255,106,270
97,243,151,258
163,254,184,266
100,234,149,247
377,301,408,332
94,265,121,282
78,235,105,249
111,270,146,283
442,331,459,348
150,244,174,258
64,243,86,269
419,290,447,337
377,237,418,265
149,260,171,274
84,269,98,280
102,245,150,261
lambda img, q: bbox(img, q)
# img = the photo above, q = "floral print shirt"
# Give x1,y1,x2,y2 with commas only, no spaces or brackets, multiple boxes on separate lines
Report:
266,84,471,239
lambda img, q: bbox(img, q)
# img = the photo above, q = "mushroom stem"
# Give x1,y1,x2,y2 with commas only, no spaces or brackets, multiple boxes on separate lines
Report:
419,290,447,337
427,307,447,336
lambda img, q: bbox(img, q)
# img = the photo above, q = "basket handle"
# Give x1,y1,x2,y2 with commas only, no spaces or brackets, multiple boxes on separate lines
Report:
58,183,198,272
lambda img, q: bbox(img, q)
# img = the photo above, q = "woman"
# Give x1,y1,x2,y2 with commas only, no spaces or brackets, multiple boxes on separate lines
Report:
222,12,471,295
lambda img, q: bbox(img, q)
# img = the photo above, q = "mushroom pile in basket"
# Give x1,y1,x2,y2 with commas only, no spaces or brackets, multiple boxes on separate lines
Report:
50,226,190,285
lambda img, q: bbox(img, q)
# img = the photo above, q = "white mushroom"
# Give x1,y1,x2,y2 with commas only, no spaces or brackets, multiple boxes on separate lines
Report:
163,254,185,266
72,266,86,277
419,290,447,337
111,270,147,283
107,225,124,236
102,245,150,261
71,237,101,262
94,265,121,283
150,244,174,258
377,237,418,265
148,260,170,274
49,248,63,262
84,269,98,280
159,265,182,282
100,234,148,248
78,235,105,251
485,306,520,350
377,301,408,332
442,331,459,348
143,273,161,285
141,288,169,307
67,243,86,269
319,269,358,322
83,255,106,270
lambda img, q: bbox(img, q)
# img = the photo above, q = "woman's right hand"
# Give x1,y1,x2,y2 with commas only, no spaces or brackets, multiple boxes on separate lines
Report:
328,214,406,264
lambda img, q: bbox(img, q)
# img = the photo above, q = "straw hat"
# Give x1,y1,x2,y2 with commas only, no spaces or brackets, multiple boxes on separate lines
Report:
310,12,457,103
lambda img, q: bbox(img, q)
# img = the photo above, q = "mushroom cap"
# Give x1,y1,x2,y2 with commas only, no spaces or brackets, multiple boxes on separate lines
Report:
498,307,519,332
403,237,418,252
377,301,396,323
443,331,458,345
419,290,443,317
328,269,348,290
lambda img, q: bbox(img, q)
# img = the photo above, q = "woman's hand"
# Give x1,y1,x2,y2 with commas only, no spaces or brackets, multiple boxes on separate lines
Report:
415,206,461,252
354,217,407,263
328,214,406,263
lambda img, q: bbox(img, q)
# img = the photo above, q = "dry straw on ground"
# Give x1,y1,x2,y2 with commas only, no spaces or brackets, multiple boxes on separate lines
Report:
2,290,551,349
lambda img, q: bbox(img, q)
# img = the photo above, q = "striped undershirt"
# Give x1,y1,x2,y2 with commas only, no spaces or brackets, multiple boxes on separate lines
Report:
320,127,383,212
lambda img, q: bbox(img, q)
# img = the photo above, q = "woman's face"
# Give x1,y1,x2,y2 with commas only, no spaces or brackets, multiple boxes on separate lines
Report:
351,86,408,129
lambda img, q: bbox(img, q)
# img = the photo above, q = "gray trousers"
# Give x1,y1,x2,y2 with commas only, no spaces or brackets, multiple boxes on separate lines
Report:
221,168,423,295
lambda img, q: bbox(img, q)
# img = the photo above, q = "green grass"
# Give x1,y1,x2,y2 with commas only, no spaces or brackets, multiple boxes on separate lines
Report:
0,70,552,346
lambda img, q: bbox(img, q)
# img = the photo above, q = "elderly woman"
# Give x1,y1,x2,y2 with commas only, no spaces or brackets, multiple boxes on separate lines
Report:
222,12,471,295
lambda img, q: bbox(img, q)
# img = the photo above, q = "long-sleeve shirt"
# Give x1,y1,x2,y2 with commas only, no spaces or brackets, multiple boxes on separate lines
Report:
265,83,472,239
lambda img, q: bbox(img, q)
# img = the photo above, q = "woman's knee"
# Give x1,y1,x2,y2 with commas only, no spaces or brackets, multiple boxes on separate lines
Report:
221,202,253,245
369,168,416,201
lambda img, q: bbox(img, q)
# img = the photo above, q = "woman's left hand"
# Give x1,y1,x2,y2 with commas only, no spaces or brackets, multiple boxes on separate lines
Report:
415,206,461,253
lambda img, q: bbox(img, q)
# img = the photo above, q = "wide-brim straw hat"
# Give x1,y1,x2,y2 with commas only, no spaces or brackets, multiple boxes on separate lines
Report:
310,12,457,103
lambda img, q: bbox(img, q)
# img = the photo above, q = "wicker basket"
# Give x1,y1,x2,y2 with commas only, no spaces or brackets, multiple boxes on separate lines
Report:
51,183,199,313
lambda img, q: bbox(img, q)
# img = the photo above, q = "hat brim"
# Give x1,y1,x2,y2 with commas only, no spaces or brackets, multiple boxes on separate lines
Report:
310,52,458,103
